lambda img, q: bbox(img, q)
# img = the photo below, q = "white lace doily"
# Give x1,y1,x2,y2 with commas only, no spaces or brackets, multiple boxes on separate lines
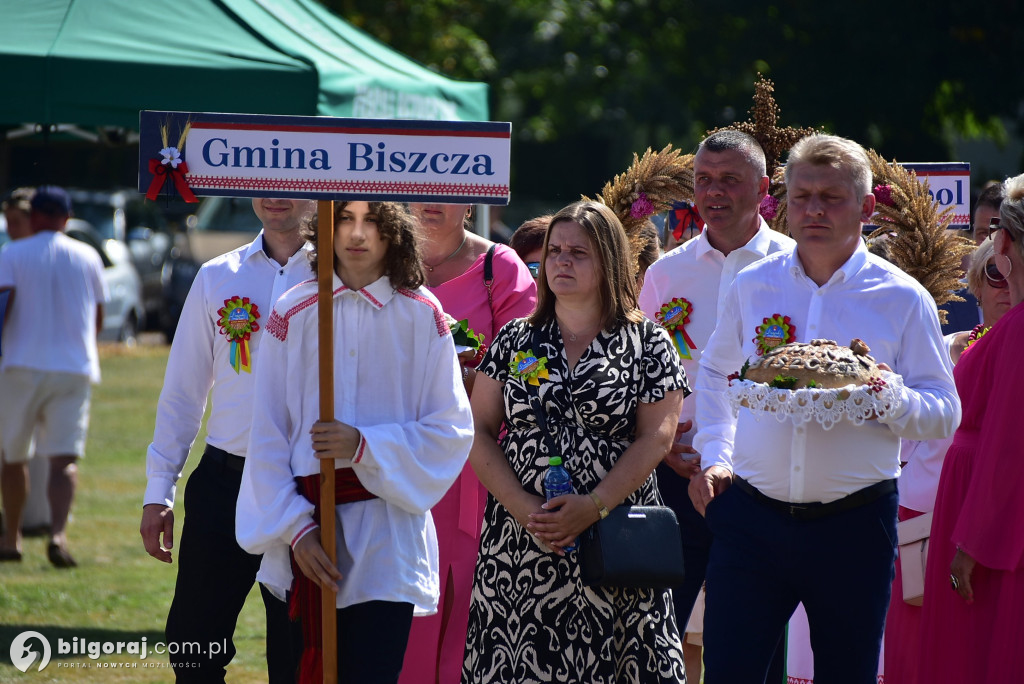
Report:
725,372,905,430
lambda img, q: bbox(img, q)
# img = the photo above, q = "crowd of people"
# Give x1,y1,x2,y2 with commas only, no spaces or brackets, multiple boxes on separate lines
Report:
2,127,1022,684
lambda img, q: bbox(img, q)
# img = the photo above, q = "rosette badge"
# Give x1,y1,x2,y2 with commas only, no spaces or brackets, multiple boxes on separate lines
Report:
509,349,549,386
656,297,696,360
217,296,260,373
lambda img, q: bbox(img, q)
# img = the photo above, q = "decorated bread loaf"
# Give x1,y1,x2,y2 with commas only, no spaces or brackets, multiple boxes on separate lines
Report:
741,338,880,390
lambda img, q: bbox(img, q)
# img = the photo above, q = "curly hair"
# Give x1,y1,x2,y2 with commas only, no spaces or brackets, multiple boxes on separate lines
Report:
302,201,425,290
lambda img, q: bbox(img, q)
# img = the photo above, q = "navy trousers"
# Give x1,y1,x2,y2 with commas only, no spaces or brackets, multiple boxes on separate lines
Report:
702,482,898,684
165,447,302,683
329,600,414,684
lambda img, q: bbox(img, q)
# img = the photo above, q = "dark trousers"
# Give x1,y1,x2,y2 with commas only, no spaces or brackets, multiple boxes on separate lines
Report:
657,464,784,683
657,463,711,629
325,600,414,684
702,482,897,684
165,447,303,683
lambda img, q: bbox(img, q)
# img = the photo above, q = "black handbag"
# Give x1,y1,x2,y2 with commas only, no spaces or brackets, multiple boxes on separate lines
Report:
579,504,686,589
523,326,686,590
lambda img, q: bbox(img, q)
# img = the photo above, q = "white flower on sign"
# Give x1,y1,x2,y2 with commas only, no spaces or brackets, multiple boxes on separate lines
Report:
159,146,182,168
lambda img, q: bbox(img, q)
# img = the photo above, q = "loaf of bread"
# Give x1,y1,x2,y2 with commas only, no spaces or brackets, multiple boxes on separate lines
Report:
742,338,879,390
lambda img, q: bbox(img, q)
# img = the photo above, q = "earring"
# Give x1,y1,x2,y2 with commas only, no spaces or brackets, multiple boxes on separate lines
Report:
994,253,1013,279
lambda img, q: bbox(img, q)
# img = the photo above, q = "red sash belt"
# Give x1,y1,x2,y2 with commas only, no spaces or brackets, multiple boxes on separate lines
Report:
289,468,377,684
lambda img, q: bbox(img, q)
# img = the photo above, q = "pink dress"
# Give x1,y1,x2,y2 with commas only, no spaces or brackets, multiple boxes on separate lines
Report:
400,244,536,684
883,433,953,684
918,301,1024,683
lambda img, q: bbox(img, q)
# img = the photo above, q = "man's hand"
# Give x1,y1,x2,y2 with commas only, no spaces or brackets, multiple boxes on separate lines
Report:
293,529,343,592
663,420,701,479
688,465,734,516
311,420,361,461
140,504,175,563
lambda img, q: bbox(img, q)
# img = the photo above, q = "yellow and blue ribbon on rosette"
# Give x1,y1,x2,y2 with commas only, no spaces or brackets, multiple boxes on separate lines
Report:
656,297,696,360
217,296,260,374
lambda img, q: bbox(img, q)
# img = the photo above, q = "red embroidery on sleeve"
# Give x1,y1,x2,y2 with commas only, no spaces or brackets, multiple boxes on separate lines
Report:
397,289,450,337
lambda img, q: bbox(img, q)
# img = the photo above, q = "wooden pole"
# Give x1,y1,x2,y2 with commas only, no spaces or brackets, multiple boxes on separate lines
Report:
316,200,338,684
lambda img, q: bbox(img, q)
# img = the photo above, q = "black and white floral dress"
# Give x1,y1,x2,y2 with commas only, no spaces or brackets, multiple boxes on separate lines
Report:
462,317,690,684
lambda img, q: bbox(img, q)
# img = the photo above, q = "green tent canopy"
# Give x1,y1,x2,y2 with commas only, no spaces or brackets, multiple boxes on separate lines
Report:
0,0,489,129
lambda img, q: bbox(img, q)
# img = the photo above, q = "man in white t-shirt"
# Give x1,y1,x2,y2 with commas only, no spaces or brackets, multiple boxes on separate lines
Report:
0,186,108,567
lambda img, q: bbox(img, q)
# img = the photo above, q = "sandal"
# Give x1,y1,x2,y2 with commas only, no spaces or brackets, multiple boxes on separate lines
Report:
47,542,77,568
0,548,23,562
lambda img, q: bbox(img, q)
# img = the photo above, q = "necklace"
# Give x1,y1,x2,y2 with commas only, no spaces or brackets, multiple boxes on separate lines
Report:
557,317,599,342
424,232,467,273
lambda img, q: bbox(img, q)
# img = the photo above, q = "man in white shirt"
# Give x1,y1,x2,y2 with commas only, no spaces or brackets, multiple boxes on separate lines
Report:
0,186,108,567
140,198,314,682
638,130,794,653
689,134,960,684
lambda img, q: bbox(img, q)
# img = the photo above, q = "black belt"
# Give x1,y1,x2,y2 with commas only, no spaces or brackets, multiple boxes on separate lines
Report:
733,476,896,521
203,444,246,473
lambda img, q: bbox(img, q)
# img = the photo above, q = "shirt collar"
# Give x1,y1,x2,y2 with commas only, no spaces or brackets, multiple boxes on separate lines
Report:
242,231,313,265
694,215,776,259
334,274,396,310
787,239,869,285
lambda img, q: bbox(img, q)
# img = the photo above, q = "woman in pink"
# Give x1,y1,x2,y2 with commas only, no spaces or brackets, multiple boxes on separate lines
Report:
918,174,1024,683
400,203,537,684
884,238,1012,684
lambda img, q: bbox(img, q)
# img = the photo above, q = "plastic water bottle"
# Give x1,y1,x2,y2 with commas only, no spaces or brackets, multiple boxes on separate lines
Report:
543,456,577,552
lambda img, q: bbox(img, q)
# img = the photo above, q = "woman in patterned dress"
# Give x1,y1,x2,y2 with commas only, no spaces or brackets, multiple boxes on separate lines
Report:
462,201,689,684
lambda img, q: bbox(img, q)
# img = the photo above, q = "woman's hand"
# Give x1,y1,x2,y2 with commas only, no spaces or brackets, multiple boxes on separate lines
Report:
528,493,600,556
950,547,978,604
292,529,343,592
310,419,361,461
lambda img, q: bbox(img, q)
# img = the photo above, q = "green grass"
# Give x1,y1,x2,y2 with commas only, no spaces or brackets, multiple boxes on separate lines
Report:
0,344,269,683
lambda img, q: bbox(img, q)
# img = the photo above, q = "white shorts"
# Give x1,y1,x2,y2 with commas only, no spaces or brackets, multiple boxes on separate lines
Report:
0,367,91,463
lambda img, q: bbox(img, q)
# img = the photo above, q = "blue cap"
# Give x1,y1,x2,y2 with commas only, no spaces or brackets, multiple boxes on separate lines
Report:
30,186,72,216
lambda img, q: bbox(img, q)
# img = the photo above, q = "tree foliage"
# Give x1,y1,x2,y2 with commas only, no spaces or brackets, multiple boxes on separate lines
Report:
326,0,1024,207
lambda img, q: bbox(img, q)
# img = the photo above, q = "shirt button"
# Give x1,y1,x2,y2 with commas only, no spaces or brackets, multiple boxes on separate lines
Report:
349,350,356,357
794,466,801,472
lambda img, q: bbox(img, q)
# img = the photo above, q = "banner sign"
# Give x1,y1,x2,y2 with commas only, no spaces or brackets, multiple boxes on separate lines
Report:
903,162,971,230
138,110,511,204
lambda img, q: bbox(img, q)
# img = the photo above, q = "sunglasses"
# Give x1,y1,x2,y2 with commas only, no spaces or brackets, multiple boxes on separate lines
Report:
988,217,1016,243
985,261,1008,289
526,261,541,278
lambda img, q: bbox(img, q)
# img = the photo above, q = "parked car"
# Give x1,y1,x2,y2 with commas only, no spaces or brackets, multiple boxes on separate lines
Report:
160,196,261,339
65,219,146,345
67,188,176,329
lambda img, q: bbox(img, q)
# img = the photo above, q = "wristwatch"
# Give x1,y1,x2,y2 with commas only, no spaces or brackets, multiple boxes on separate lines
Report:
588,491,609,519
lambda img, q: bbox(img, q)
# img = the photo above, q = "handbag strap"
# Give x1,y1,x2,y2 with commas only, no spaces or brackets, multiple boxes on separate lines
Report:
526,324,561,462
483,243,497,340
